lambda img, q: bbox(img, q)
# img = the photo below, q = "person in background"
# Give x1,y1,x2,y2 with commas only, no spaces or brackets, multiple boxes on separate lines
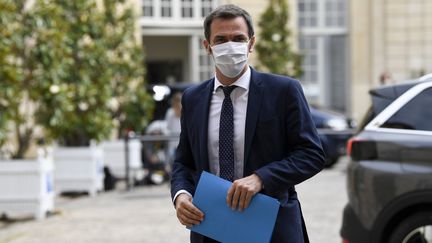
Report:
165,92,182,137
165,92,182,166
379,71,394,85
140,120,169,185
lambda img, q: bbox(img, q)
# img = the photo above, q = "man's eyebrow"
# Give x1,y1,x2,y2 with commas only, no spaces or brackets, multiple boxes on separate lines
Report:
213,34,247,39
234,34,248,39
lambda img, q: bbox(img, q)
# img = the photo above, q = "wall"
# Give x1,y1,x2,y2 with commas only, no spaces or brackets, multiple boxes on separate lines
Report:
350,0,432,122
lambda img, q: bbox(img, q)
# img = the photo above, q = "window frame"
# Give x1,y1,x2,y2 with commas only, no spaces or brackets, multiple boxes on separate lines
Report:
366,81,432,135
297,0,347,30
181,0,194,18
324,0,346,28
198,37,213,80
201,0,214,18
142,0,154,17
161,0,172,18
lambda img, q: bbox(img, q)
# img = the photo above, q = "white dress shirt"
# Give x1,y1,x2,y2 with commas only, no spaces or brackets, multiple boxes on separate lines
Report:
173,67,250,203
208,67,250,180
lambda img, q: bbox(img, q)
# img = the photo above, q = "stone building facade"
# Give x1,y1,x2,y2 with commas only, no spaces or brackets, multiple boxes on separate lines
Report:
350,0,432,120
138,0,351,115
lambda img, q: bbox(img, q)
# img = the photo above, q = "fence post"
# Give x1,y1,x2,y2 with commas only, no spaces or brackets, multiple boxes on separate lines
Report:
124,132,131,191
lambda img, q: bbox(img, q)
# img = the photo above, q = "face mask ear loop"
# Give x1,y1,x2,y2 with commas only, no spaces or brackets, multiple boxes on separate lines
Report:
208,46,217,67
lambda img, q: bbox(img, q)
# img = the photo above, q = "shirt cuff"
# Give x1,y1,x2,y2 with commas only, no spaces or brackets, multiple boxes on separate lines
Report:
173,190,192,205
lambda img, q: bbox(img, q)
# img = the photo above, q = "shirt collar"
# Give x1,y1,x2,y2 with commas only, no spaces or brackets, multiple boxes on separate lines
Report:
213,66,251,92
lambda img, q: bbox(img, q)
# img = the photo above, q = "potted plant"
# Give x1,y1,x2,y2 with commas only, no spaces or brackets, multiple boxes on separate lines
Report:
33,0,114,196
0,1,54,219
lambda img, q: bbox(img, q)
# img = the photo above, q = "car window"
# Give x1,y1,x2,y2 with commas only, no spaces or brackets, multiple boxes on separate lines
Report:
381,87,432,131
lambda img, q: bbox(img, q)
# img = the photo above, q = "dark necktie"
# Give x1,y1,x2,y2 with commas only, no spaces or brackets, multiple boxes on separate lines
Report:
219,85,237,181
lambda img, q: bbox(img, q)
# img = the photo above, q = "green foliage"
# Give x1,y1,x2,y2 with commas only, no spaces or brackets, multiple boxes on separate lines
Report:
0,0,40,158
0,0,153,155
33,0,116,146
255,0,303,78
33,0,154,146
101,0,154,137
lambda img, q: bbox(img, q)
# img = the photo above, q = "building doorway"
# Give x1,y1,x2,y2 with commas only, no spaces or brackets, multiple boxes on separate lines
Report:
146,60,183,85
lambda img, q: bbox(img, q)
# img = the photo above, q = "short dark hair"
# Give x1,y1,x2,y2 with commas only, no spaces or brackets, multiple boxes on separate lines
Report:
203,4,255,42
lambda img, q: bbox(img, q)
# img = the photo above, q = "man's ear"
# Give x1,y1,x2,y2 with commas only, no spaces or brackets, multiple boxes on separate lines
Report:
202,39,211,55
248,36,256,53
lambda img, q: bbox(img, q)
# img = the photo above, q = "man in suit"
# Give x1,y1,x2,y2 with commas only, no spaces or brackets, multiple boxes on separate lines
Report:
170,4,325,243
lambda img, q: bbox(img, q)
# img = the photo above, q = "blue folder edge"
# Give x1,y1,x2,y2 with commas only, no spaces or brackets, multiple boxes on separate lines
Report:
190,171,280,243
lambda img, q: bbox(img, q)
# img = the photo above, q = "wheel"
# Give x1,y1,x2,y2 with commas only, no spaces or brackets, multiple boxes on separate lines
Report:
388,211,432,243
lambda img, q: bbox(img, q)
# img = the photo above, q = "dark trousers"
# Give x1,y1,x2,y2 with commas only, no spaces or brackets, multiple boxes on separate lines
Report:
190,232,220,243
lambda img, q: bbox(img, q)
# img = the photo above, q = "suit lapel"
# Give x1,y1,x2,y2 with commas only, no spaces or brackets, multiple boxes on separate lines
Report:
197,79,214,172
244,69,263,166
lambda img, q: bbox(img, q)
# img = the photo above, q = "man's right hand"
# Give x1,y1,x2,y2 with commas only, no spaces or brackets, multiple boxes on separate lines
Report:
175,193,204,227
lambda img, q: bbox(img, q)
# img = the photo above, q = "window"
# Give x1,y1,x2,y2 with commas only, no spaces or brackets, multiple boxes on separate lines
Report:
181,0,194,18
298,0,318,27
142,0,218,20
161,0,172,18
299,36,320,103
299,36,318,85
199,37,213,80
325,0,346,27
328,35,347,111
298,0,346,28
142,0,153,17
382,88,432,131
297,0,348,111
201,0,213,17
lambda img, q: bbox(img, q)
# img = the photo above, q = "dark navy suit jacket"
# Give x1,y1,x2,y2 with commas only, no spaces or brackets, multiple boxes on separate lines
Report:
170,68,325,243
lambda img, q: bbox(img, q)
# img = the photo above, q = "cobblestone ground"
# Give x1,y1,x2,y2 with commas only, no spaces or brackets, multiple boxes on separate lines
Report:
0,158,348,243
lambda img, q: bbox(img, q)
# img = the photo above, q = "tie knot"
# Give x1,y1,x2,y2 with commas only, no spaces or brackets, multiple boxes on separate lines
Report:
221,85,237,97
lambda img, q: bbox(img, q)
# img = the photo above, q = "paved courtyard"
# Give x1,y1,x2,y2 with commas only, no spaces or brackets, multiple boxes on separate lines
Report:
0,158,348,243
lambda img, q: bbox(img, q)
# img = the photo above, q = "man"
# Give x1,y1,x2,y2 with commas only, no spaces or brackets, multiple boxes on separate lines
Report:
170,4,325,243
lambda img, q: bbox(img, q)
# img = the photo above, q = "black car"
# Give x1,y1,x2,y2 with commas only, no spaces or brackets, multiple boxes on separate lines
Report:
310,107,355,167
340,74,432,243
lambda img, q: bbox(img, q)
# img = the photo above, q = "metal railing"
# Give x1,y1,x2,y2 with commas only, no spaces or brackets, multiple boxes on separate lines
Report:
123,128,356,189
124,133,180,190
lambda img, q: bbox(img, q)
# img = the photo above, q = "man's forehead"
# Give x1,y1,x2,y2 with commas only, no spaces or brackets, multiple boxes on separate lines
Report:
210,17,249,36
211,16,247,27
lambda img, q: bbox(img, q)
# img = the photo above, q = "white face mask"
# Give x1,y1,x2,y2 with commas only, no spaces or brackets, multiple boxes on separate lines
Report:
210,41,249,78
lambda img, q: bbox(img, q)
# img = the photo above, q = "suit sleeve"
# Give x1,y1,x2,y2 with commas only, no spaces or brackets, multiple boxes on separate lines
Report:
254,80,325,194
170,91,197,201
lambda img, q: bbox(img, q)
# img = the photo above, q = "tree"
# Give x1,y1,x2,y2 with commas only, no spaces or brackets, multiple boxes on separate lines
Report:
255,0,302,78
32,0,114,146
0,0,154,157
102,0,154,137
0,0,46,158
34,0,154,146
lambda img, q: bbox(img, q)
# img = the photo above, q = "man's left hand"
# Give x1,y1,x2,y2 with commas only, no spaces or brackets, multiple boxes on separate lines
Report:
226,174,263,211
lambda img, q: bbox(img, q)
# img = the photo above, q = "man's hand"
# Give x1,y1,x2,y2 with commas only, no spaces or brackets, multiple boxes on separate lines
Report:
175,193,204,227
226,174,263,211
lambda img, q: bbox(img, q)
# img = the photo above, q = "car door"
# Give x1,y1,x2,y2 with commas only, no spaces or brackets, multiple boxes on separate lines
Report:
366,83,432,188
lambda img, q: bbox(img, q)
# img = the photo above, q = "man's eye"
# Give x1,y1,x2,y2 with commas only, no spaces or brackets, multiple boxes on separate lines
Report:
214,39,226,44
234,38,248,43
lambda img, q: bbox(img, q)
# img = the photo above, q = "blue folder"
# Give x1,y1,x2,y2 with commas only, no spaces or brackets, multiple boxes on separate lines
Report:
190,171,280,243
